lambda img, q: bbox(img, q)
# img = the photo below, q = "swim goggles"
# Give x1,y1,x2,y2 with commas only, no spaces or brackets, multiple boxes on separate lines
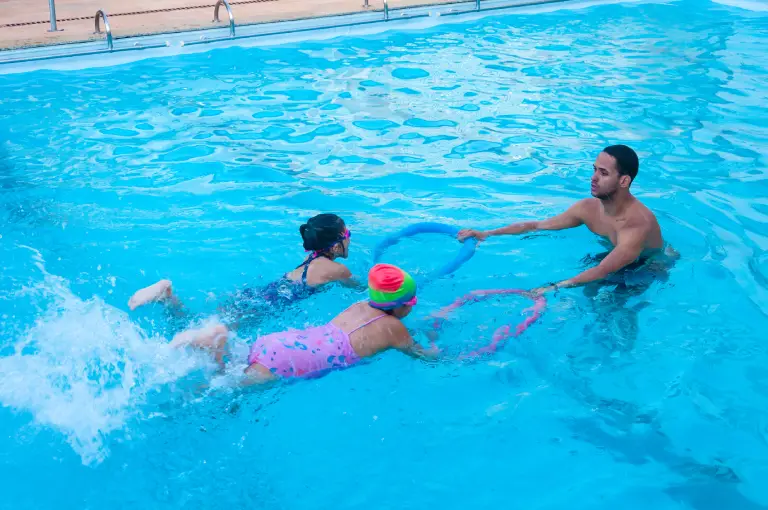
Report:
307,229,352,255
369,294,418,310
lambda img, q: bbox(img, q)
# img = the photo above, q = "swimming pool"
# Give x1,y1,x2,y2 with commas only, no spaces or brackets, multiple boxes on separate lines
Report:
1,0,767,507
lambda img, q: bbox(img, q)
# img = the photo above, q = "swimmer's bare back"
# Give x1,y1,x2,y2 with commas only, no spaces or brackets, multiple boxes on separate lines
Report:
331,301,412,357
284,256,352,286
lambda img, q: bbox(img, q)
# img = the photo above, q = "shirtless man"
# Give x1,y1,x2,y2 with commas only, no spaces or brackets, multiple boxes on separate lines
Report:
458,145,674,295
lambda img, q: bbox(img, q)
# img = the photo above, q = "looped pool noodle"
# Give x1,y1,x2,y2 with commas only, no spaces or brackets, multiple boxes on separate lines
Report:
431,289,546,359
372,222,477,281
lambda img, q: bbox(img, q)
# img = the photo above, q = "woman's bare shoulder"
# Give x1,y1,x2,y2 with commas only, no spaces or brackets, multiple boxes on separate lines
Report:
310,258,351,283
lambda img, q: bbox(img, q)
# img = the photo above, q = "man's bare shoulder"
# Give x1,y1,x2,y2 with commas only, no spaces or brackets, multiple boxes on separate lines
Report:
574,198,601,216
578,198,601,208
623,198,664,249
626,197,660,230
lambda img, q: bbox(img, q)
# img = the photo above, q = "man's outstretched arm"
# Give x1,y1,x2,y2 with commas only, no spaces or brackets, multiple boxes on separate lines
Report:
458,200,587,242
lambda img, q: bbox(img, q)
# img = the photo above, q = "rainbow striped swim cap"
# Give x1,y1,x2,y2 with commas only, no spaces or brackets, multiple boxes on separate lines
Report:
368,264,417,310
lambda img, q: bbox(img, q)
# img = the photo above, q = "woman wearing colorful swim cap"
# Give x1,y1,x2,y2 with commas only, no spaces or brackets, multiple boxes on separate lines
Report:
170,263,438,381
127,213,354,327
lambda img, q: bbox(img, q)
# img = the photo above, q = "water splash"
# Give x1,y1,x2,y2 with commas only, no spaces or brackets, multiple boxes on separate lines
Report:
0,246,211,465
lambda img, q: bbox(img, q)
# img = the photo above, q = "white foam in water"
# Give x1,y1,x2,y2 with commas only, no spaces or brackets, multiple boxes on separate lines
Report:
0,247,212,465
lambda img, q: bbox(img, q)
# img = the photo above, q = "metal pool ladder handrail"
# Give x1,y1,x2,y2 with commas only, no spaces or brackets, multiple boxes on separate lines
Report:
384,0,389,20
476,0,480,10
48,0,60,32
213,0,235,37
94,9,113,51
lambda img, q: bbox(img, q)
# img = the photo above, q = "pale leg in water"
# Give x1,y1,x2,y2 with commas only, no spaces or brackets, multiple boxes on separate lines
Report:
171,323,230,367
171,324,277,385
243,363,278,385
128,279,182,311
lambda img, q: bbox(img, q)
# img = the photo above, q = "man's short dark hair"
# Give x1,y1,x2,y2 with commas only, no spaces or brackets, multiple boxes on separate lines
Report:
603,145,639,183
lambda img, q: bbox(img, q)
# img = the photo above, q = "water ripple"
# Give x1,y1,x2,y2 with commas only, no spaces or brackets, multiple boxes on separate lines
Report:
0,0,767,507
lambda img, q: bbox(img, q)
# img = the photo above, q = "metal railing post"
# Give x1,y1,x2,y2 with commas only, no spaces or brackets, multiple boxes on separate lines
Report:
362,0,369,8
213,0,235,38
476,0,480,10
384,0,389,20
48,0,60,32
94,10,113,51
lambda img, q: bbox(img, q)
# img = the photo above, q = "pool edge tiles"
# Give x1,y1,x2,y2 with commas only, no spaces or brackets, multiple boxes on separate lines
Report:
0,0,659,73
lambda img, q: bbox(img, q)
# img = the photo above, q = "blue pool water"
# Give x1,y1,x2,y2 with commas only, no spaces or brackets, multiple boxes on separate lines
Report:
1,0,768,507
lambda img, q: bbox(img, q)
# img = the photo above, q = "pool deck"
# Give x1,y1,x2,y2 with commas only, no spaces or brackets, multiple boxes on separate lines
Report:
0,0,457,50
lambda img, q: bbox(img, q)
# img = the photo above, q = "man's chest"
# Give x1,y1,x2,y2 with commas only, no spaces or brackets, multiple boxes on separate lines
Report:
583,215,625,245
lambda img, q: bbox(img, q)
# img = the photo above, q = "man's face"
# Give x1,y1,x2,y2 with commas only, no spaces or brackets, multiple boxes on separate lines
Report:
591,152,623,199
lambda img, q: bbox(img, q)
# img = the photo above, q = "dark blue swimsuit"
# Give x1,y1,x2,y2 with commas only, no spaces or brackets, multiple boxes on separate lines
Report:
259,257,318,304
223,255,325,325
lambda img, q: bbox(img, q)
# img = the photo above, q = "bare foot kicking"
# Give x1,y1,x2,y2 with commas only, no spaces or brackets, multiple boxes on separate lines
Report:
171,324,229,367
128,279,174,310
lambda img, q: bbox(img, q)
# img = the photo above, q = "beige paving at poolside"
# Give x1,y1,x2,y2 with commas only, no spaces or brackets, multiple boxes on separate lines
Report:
0,0,459,50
